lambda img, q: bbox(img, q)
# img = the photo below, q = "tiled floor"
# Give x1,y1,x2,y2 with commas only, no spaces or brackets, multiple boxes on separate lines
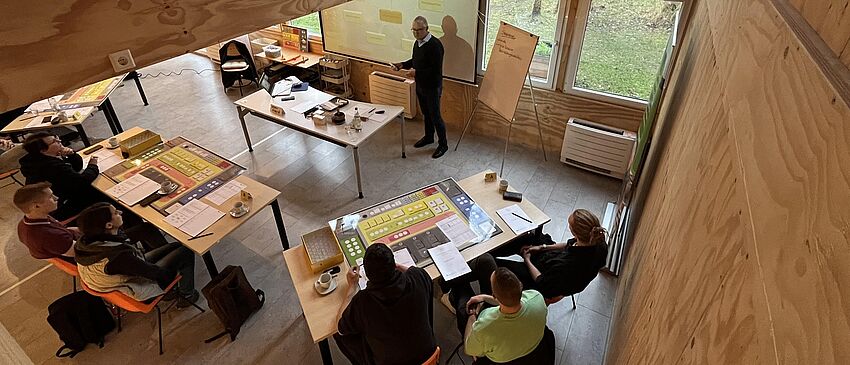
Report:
0,54,620,364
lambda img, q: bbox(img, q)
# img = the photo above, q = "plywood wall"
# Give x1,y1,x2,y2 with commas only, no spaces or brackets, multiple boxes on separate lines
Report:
608,0,850,363
348,61,644,154
0,0,347,112
788,0,850,67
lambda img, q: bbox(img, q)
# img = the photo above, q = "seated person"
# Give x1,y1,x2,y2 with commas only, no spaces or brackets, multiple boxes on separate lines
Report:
74,203,198,305
443,253,497,333
18,132,101,220
463,268,549,364
14,182,79,263
501,209,609,301
334,243,437,365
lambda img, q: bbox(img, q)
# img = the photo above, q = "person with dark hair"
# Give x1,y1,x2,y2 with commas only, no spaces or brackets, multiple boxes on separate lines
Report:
14,182,79,262
392,15,448,159
463,268,548,363
334,243,437,364
74,203,198,305
18,132,102,220
501,209,609,301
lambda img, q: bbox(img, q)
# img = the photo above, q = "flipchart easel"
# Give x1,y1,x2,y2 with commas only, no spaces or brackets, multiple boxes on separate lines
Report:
454,22,547,176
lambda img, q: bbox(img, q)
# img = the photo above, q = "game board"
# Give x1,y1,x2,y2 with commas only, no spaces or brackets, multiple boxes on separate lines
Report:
329,179,501,267
57,77,121,109
103,137,244,214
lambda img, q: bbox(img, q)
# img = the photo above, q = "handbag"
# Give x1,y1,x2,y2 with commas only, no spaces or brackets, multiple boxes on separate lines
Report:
202,265,265,342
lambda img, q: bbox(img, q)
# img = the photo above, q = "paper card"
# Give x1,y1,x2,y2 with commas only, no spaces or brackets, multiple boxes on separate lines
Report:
496,204,535,234
393,248,416,268
436,215,478,247
427,243,471,281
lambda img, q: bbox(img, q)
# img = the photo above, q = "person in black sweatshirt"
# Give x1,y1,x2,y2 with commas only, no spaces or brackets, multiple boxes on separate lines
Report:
74,202,198,305
18,132,103,220
393,15,448,159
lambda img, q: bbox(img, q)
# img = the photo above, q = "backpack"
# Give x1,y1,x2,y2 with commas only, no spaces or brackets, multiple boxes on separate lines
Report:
47,291,115,358
202,265,265,342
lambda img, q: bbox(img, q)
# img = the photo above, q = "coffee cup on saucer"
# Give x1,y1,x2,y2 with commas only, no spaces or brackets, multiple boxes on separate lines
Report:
158,181,177,195
230,201,249,218
314,272,337,295
107,137,120,149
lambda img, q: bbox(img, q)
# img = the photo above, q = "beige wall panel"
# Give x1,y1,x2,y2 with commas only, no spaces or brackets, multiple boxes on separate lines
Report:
348,60,644,153
707,0,850,362
0,0,347,111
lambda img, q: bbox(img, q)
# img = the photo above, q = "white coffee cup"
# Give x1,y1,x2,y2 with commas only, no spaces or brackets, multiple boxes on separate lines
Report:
318,272,332,289
233,201,245,212
108,137,119,148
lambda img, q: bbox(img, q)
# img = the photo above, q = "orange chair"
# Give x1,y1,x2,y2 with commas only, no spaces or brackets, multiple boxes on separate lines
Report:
422,346,441,365
80,275,204,354
46,257,78,292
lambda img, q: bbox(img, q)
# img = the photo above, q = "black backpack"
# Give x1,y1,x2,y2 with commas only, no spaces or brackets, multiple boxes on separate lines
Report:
47,291,115,358
202,265,265,342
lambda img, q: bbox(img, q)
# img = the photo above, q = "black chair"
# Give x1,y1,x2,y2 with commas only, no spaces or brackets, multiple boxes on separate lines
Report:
219,41,259,96
473,326,556,365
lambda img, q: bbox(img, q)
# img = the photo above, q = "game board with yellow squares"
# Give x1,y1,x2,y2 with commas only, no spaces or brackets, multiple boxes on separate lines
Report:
329,178,501,267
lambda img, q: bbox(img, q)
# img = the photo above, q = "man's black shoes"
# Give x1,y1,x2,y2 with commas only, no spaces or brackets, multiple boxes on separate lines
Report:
414,137,434,148
432,145,448,159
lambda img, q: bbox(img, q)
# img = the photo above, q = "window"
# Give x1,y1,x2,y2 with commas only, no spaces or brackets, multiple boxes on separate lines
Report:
565,0,680,106
288,13,321,37
481,0,566,87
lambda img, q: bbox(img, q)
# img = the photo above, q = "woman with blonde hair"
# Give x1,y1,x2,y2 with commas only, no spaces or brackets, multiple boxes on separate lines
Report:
501,209,609,301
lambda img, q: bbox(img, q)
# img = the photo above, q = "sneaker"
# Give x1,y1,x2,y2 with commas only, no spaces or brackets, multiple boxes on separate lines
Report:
414,137,434,148
440,293,457,315
177,290,200,308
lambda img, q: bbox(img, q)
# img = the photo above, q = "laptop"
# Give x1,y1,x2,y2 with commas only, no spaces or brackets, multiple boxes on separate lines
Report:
259,73,292,97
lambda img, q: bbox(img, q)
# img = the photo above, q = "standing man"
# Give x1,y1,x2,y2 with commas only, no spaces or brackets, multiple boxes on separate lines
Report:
393,16,448,159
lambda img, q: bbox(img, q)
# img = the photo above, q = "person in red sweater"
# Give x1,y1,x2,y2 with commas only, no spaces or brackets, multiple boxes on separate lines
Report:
14,182,79,263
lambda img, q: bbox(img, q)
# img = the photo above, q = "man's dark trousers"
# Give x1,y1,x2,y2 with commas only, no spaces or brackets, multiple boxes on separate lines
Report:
417,85,447,148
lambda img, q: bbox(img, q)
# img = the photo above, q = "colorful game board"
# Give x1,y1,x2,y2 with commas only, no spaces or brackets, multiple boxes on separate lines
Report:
103,137,244,214
329,179,502,267
57,77,121,109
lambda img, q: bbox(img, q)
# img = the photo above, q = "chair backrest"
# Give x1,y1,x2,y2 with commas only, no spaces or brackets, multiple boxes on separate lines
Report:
0,144,25,172
225,42,241,57
47,258,79,277
79,275,180,314
422,346,440,365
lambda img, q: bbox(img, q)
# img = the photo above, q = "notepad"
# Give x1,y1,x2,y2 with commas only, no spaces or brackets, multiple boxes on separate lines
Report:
393,248,416,268
105,174,160,206
496,204,535,234
163,199,225,237
427,243,471,281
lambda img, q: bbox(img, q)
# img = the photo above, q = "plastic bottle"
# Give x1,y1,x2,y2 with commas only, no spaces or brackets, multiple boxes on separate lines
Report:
352,107,362,131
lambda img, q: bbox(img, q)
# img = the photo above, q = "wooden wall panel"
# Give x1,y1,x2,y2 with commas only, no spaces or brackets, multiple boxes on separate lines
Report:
348,61,644,154
0,0,347,112
786,0,850,68
609,0,850,363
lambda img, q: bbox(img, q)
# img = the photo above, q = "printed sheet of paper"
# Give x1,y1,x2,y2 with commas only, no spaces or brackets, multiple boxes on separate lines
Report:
436,215,478,247
393,248,416,268
205,180,247,205
496,204,535,234
105,174,159,205
427,243,471,281
355,257,369,290
163,199,225,237
83,149,123,171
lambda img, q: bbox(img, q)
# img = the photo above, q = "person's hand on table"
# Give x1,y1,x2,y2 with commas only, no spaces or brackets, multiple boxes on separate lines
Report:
346,265,360,287
89,156,98,165
523,245,543,255
521,245,534,261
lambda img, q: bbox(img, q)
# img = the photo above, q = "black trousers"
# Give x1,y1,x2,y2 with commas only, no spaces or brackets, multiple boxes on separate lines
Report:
416,85,447,147
144,242,195,296
446,254,497,334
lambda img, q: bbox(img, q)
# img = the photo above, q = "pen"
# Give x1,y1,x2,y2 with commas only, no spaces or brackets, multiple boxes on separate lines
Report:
512,212,532,224
188,232,214,240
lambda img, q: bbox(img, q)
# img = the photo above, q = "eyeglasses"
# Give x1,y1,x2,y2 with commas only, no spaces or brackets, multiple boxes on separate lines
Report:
411,27,426,32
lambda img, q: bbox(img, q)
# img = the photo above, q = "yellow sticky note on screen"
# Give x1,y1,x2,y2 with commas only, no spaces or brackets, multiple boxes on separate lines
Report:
343,10,363,23
419,0,443,12
367,32,387,45
429,25,444,38
379,9,403,24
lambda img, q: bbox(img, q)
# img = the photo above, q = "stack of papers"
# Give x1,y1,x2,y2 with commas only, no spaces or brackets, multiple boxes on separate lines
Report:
436,215,478,247
105,174,160,206
163,199,225,237
428,243,471,281
393,248,417,268
205,180,247,205
496,204,535,234
83,148,123,171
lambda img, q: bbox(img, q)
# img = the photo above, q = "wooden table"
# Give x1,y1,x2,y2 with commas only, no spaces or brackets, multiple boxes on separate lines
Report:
82,127,290,277
234,88,405,198
2,75,127,146
282,171,550,364
254,48,323,69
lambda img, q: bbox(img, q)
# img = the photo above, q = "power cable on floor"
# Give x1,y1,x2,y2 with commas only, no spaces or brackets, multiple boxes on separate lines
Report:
139,68,219,79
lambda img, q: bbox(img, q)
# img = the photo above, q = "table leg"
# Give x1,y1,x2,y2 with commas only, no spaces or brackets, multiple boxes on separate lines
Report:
103,99,123,133
319,339,333,365
237,106,254,151
75,125,91,147
101,105,119,135
270,199,290,250
400,115,406,159
202,252,220,277
353,147,363,199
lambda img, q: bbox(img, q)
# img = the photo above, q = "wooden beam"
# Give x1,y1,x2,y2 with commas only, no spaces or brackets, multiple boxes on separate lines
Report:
0,0,348,112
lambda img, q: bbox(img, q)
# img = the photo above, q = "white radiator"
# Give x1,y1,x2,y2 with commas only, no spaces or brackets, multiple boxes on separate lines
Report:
368,71,416,118
561,117,636,179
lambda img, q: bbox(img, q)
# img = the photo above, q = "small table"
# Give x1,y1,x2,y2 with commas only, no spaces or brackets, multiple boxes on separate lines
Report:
234,88,405,198
283,171,550,364
83,127,290,277
2,75,127,146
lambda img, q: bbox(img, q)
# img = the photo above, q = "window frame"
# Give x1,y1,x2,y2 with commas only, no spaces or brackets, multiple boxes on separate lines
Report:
287,12,322,40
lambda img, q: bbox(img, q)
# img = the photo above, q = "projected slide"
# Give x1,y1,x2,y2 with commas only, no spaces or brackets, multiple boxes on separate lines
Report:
321,0,479,83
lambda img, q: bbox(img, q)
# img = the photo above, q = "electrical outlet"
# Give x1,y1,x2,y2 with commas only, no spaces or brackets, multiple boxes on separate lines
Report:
108,49,136,72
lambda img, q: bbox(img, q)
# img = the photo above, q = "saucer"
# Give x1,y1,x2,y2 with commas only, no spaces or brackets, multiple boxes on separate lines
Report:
158,183,178,195
106,144,120,150
314,277,337,295
229,206,249,218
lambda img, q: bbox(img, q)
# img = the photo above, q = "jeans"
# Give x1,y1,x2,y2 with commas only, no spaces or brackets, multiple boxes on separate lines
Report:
145,242,195,296
416,85,447,147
